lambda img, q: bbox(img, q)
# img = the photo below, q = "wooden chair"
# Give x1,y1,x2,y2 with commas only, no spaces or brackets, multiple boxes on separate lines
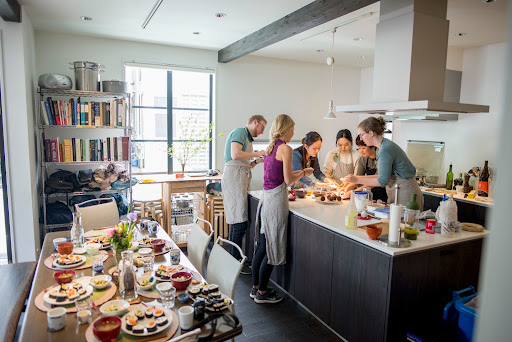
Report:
75,198,119,231
186,218,213,277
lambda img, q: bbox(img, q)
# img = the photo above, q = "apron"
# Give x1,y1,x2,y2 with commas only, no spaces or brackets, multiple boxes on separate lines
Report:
333,152,355,184
254,182,289,266
386,175,424,211
222,141,253,225
364,158,388,202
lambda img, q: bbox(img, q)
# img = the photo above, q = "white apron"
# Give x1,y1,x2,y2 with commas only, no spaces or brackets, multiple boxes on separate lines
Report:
386,175,424,211
222,140,253,224
333,152,355,184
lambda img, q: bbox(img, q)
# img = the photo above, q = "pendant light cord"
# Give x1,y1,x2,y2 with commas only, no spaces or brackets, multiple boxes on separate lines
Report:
330,29,336,101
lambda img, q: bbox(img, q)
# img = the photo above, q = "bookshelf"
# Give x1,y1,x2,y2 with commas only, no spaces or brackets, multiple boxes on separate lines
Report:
38,88,133,235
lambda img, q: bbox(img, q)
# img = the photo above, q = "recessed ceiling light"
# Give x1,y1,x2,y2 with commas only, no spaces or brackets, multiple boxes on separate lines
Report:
80,16,92,21
316,49,324,52
214,13,226,18
455,32,467,37
481,0,496,3
360,56,366,59
354,37,364,41
193,32,201,35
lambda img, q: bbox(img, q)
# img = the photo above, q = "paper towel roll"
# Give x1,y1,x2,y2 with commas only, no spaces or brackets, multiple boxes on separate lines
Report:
388,204,401,243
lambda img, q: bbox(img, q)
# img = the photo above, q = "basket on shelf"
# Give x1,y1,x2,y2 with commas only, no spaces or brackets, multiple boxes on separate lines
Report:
170,193,200,244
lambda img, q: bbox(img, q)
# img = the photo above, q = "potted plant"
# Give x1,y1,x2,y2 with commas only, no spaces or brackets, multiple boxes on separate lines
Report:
166,114,216,177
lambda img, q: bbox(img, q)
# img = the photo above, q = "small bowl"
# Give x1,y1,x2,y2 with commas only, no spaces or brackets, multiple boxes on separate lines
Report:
171,271,192,291
150,239,166,253
138,247,153,256
73,247,87,255
177,293,190,304
57,242,74,255
99,300,129,317
53,270,76,285
90,274,112,290
137,275,156,291
366,225,383,240
85,243,102,255
294,189,307,198
53,237,68,250
156,282,174,294
93,316,122,342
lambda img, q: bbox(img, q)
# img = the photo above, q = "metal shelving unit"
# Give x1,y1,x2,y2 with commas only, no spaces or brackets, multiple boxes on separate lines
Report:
38,88,133,236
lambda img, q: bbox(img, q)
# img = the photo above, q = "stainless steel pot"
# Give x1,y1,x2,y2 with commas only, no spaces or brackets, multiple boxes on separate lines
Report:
102,80,127,93
69,61,104,91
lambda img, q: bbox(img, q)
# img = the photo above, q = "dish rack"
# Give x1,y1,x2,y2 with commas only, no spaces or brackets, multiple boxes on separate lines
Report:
170,193,201,244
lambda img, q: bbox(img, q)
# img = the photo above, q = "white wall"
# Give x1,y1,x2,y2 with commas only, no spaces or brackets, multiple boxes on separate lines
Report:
35,31,362,191
0,7,39,261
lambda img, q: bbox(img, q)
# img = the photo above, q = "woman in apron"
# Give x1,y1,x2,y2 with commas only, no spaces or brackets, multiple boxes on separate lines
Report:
251,114,313,304
344,117,423,210
323,129,361,186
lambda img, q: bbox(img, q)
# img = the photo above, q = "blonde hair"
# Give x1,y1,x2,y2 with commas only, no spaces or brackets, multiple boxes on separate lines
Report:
247,115,267,125
265,114,295,155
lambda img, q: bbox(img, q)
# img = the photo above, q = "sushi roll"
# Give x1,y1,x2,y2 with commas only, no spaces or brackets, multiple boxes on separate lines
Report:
145,306,155,318
132,324,144,334
60,284,68,291
56,292,67,302
160,273,170,280
72,283,83,290
146,321,157,332
126,319,138,331
208,284,219,293
209,291,221,300
125,314,138,322
213,302,225,310
188,287,200,298
155,316,168,326
135,309,145,320
202,287,209,296
78,288,86,296
68,293,79,301
154,308,164,318
49,290,59,299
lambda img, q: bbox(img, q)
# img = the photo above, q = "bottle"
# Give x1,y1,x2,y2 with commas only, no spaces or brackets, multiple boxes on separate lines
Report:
70,211,84,248
404,194,420,240
119,250,138,301
364,187,373,202
446,164,453,190
478,160,489,197
454,172,463,187
345,190,358,230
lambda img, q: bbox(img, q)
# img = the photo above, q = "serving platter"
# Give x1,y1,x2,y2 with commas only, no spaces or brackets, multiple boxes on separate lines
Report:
154,264,187,282
187,284,234,312
138,237,156,247
52,254,86,269
314,198,343,205
44,281,93,306
85,237,111,250
121,306,173,337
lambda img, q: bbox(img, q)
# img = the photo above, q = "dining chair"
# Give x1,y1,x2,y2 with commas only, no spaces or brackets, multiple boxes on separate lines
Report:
75,197,119,231
206,237,247,302
187,218,213,277
169,328,201,342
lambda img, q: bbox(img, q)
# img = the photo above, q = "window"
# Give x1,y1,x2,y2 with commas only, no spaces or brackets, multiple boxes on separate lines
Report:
125,64,214,174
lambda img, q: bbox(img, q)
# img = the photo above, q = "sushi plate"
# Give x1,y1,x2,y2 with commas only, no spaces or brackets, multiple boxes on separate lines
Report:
121,307,173,337
85,238,111,250
44,281,93,306
138,237,156,247
52,255,86,269
154,265,188,282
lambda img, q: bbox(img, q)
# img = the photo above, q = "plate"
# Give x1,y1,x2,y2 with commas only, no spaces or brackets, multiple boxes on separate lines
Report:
187,286,234,312
121,307,173,337
314,198,343,205
73,247,87,255
53,255,86,269
84,230,106,239
44,281,93,306
85,238,111,250
154,265,186,282
138,237,156,247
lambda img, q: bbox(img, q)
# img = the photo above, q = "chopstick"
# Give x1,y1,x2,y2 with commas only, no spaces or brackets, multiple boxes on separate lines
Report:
92,302,101,315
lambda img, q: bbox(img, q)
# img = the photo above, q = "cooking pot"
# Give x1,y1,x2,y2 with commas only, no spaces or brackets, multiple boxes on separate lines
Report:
102,80,127,93
69,61,104,91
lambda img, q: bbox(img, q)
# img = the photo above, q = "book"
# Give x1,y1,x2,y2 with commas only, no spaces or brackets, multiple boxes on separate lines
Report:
97,139,102,161
84,139,90,161
44,139,51,162
80,101,85,125
103,139,107,161
84,102,89,125
88,102,93,126
113,137,117,161
58,142,63,162
40,101,50,125
76,97,81,125
122,136,129,161
106,102,110,126
94,102,100,126
107,138,111,161
117,137,122,161
50,139,58,162
44,100,54,125
71,138,76,161
63,140,72,162
100,102,104,126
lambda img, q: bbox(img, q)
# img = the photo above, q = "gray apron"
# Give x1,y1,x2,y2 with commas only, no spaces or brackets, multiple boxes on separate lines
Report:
222,141,253,225
333,152,355,184
386,175,424,211
254,182,289,266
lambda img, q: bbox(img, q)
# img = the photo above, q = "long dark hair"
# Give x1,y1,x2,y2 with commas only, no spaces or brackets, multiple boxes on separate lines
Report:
296,131,322,169
336,129,353,145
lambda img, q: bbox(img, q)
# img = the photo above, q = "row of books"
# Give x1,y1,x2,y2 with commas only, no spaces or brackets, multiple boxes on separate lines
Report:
43,136,130,163
40,97,128,127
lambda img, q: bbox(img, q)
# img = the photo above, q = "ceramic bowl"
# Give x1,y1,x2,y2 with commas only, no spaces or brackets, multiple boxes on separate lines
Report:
90,274,112,290
57,242,74,255
177,293,190,304
85,243,101,255
171,271,192,291
136,275,156,291
99,300,129,317
138,248,153,256
150,239,166,253
366,225,383,240
93,316,122,342
294,189,307,198
53,270,76,285
53,237,68,250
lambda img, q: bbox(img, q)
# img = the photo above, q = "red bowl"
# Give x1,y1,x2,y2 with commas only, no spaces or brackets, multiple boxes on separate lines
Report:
93,316,122,342
53,269,76,285
171,271,192,291
57,242,74,255
150,239,166,253
366,225,383,240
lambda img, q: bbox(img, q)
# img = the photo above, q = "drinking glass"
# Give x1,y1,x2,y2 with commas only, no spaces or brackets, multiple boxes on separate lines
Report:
75,295,92,325
156,283,176,309
92,254,104,274
142,254,155,274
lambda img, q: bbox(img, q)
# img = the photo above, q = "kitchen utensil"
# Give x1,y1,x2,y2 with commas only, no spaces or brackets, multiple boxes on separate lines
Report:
69,61,103,91
102,80,127,93
366,225,382,240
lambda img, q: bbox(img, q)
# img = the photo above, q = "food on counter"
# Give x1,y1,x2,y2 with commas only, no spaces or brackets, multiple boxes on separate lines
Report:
320,195,325,201
460,222,485,232
93,279,108,285
404,227,418,240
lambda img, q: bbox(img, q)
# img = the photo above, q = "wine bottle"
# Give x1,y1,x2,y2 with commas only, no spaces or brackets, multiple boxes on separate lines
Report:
478,160,489,197
446,164,453,190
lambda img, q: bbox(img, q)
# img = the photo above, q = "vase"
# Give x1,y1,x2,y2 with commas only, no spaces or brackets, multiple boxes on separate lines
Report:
113,247,127,269
176,163,185,178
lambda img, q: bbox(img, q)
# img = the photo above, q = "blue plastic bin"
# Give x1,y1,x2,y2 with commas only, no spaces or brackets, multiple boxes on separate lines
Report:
443,286,478,342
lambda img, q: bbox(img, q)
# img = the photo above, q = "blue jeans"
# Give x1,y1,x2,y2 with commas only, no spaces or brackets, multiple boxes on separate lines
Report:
229,221,247,261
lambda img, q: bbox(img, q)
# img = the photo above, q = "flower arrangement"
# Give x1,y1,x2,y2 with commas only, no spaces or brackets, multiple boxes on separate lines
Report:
107,212,137,250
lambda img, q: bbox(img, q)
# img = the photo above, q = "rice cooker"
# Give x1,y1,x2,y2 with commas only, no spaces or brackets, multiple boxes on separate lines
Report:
38,73,73,90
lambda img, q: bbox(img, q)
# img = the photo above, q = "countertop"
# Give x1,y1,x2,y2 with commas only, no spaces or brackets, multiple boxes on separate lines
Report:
420,187,494,207
249,191,488,256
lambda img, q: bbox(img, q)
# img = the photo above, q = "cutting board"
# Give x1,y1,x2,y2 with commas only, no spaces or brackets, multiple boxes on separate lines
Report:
357,220,405,236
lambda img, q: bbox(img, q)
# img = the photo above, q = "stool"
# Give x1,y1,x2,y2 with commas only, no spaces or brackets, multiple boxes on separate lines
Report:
132,199,166,230
208,195,230,240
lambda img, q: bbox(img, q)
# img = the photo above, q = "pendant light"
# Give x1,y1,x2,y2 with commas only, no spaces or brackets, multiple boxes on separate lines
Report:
324,28,337,119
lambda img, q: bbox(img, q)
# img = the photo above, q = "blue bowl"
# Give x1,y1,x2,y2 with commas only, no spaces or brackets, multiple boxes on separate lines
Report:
177,293,190,304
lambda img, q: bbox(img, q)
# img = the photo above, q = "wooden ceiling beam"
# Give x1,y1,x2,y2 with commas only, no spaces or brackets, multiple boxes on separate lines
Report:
0,0,20,23
218,0,378,63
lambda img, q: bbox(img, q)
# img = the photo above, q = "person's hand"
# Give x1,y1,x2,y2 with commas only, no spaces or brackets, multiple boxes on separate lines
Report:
256,150,265,157
324,178,337,187
344,174,358,183
303,168,314,177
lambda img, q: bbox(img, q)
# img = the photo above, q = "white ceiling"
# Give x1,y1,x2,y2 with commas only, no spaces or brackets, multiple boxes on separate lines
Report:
20,0,508,68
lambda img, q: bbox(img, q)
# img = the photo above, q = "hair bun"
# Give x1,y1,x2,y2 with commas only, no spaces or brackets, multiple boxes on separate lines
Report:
377,116,386,129
301,137,306,144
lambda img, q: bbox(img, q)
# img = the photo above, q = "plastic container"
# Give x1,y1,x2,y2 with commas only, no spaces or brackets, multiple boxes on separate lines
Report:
443,286,477,342
354,191,367,212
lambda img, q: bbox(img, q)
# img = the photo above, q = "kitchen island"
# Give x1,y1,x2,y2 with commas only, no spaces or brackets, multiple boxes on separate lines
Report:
247,191,487,341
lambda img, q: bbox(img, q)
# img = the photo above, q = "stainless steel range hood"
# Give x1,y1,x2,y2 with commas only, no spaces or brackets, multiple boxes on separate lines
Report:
336,0,489,119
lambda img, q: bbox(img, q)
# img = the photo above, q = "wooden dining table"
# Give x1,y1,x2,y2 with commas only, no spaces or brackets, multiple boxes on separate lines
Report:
18,227,242,341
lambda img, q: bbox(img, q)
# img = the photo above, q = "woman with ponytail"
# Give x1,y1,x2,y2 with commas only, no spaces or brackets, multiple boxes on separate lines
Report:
344,117,423,209
251,114,313,304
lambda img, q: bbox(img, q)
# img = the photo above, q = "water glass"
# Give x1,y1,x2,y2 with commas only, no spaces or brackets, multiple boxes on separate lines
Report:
142,254,155,274
170,248,180,265
92,254,104,274
75,295,92,325
156,283,176,309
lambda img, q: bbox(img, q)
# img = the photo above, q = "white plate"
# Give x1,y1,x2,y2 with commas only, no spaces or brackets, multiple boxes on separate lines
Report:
52,255,86,269
100,299,130,317
84,230,106,239
85,240,111,250
44,281,93,306
314,198,343,205
121,307,173,337
138,237,156,247
154,265,187,282
73,247,87,255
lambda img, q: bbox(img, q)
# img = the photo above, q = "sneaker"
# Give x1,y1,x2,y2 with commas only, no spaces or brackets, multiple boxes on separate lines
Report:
240,264,252,275
254,290,283,304
249,286,274,299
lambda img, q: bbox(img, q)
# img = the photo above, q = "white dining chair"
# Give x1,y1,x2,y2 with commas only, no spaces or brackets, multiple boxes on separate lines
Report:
187,218,213,277
75,197,119,231
169,328,201,342
206,237,247,302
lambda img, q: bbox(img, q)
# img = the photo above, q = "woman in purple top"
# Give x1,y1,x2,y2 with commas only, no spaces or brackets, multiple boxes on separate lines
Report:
251,114,313,304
